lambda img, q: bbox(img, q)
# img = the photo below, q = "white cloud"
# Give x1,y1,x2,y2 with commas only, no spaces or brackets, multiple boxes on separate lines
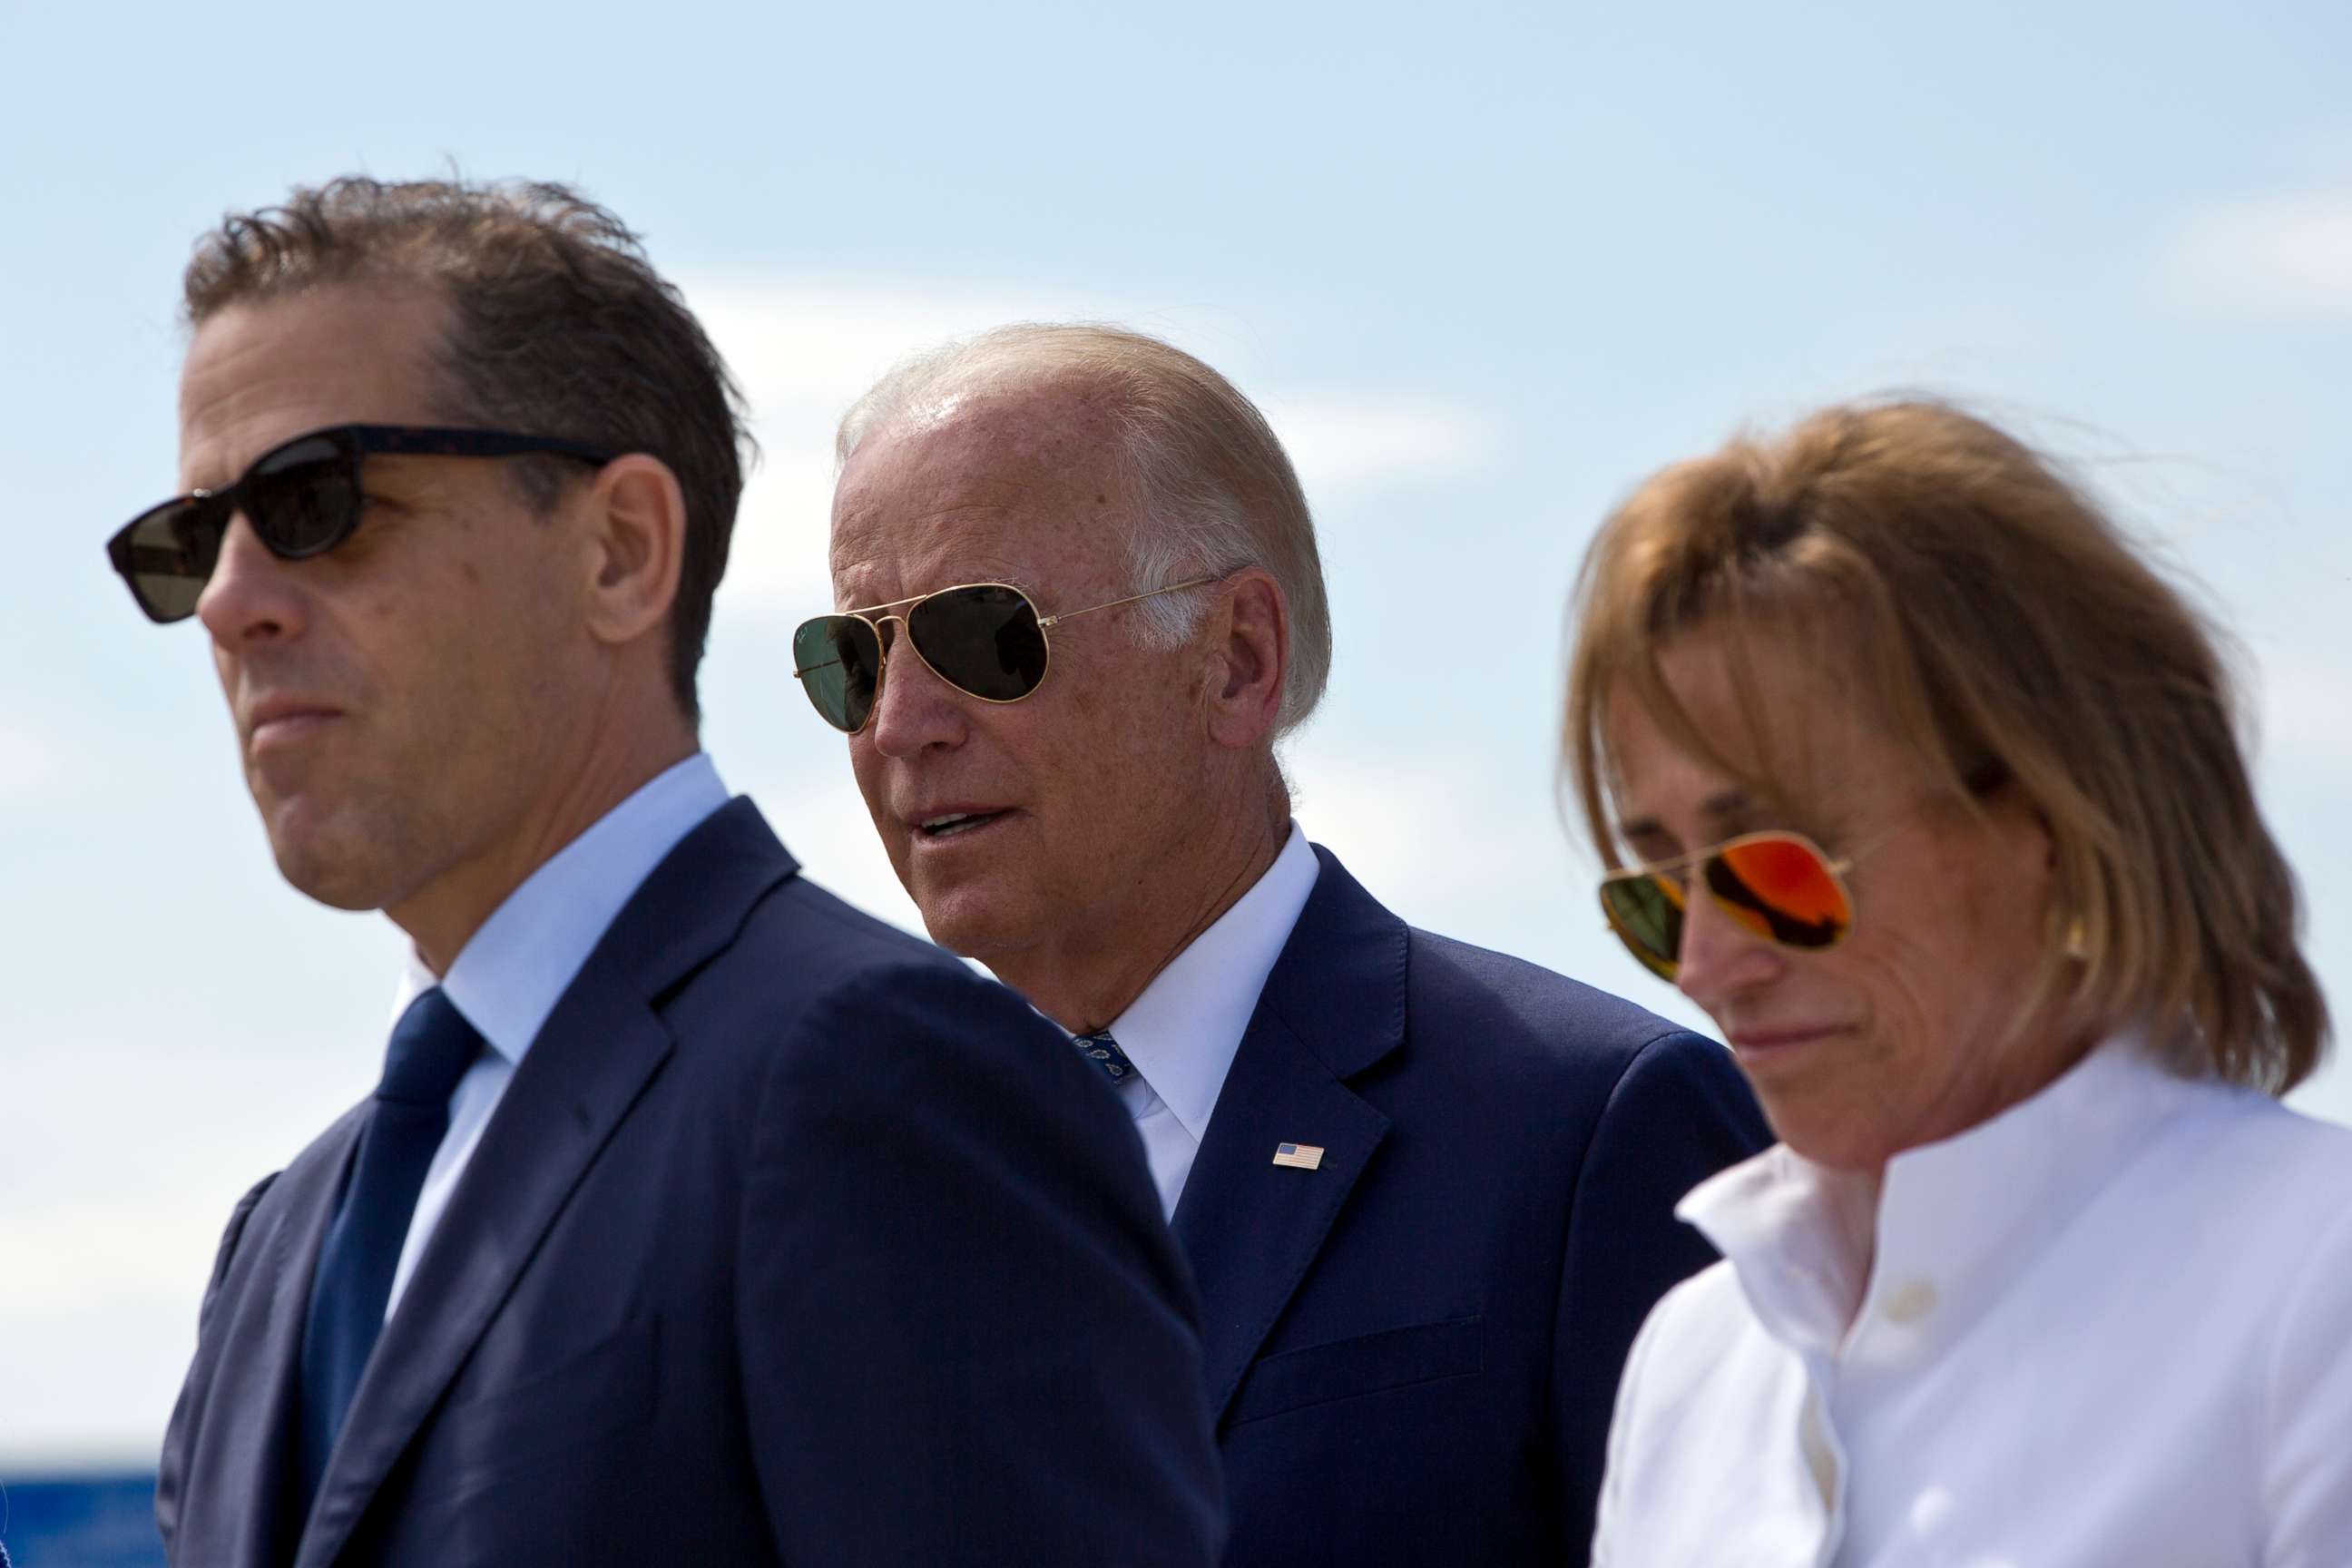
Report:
1283,746,1544,912
2161,189,2352,320
2247,641,2352,764
682,277,1493,620
1259,392,1496,498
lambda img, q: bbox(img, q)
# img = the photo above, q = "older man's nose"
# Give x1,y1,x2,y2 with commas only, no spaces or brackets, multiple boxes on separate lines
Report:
195,515,307,648
867,636,970,757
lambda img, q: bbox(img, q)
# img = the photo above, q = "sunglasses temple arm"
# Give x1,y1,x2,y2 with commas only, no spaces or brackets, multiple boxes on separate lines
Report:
1037,574,1220,628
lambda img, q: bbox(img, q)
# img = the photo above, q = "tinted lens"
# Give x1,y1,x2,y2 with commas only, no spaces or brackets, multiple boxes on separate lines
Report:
246,435,359,557
792,615,885,732
905,584,1049,701
1708,836,1852,949
1600,873,1685,979
110,497,226,622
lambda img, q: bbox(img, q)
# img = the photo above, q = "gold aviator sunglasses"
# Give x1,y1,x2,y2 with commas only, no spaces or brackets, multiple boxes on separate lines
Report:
790,577,1217,734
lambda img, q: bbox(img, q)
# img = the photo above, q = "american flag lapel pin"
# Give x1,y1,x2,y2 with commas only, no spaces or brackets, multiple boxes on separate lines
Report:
1271,1142,1326,1171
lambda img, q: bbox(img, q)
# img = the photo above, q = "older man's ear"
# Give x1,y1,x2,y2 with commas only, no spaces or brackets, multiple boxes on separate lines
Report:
1201,567,1289,750
581,454,689,649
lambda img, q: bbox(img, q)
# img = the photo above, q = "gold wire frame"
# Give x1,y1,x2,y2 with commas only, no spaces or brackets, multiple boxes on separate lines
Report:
1596,828,1861,980
791,576,1220,733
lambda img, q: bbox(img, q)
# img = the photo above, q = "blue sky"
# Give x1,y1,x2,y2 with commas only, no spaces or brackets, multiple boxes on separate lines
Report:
4,0,2347,1465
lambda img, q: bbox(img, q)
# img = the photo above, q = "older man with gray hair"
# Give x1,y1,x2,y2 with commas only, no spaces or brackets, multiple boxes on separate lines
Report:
795,324,1768,1567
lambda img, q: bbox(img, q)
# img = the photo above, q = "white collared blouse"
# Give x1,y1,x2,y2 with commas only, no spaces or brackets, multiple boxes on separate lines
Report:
1592,1033,2352,1566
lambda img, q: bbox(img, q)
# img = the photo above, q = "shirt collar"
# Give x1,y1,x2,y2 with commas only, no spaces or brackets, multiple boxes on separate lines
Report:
389,753,730,1063
1104,821,1320,1143
1678,1026,2205,1360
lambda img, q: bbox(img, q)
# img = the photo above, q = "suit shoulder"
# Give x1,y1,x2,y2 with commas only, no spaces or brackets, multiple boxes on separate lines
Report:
756,873,965,971
690,872,1049,1055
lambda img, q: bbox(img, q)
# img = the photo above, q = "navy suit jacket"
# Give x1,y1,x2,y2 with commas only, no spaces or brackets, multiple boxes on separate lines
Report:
156,799,1223,1568
1177,847,1769,1567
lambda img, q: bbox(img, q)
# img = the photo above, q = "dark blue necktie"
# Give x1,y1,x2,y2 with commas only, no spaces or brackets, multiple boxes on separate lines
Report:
296,988,481,1513
1072,1029,1136,1083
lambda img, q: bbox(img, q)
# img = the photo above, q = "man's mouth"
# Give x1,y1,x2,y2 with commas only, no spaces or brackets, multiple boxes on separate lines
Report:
917,810,1009,840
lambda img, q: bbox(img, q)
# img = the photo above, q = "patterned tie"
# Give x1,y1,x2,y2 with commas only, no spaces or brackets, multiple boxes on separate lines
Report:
1072,1028,1137,1083
296,988,482,1514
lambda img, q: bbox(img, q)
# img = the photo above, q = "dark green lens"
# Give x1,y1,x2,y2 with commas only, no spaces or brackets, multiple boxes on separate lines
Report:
793,615,884,732
906,583,1048,701
1600,875,1683,979
112,497,225,622
248,436,358,557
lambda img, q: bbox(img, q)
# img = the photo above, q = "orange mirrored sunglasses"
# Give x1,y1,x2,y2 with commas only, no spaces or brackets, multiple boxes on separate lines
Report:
1598,830,1858,981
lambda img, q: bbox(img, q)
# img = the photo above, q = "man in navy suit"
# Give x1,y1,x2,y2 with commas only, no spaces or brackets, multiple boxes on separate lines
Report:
124,179,1221,1568
813,324,1771,1567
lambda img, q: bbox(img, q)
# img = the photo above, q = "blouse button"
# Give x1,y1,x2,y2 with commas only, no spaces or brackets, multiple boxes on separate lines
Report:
1883,1280,1937,1324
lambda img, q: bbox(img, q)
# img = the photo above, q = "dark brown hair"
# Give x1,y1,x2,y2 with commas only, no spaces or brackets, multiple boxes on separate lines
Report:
184,175,750,721
1563,398,2328,1093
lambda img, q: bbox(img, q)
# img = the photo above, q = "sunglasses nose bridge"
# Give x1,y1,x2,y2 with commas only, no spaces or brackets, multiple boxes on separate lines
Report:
191,502,307,639
1675,863,1795,1000
870,610,966,708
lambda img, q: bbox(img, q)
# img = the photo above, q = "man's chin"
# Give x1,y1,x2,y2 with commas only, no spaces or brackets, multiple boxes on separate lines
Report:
262,809,408,914
907,886,1035,966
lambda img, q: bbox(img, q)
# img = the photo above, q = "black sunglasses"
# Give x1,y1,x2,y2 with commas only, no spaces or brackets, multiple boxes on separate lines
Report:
106,424,614,623
791,577,1217,734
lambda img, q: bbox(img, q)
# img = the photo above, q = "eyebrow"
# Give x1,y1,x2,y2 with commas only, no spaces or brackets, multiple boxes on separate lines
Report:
835,573,1036,617
1616,788,1759,848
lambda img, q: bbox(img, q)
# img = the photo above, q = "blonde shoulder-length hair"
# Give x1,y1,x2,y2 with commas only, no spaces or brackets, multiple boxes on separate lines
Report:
1561,398,2328,1093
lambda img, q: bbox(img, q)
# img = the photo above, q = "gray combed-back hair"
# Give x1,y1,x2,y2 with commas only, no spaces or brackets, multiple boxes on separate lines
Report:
837,323,1332,737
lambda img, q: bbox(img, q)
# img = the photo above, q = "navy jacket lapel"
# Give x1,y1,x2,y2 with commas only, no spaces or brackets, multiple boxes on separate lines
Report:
1173,845,1407,1421
295,799,799,1567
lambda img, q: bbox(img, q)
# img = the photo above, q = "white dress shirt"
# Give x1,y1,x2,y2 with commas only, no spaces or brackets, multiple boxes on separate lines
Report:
1096,821,1319,1220
379,752,730,1318
1591,1029,2352,1566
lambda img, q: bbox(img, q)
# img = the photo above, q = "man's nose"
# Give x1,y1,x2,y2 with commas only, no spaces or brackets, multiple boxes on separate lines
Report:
1673,878,1784,1015
866,627,970,757
194,515,308,648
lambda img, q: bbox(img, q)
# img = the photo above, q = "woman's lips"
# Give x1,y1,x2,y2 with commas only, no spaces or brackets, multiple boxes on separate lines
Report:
1728,1025,1848,1064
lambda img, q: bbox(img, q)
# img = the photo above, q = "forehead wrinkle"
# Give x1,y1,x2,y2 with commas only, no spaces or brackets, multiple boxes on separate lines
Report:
179,364,318,489
830,523,1042,612
832,516,1028,575
177,289,446,488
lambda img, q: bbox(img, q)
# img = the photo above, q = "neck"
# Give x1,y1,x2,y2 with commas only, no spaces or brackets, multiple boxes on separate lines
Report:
1010,775,1290,1034
393,702,695,975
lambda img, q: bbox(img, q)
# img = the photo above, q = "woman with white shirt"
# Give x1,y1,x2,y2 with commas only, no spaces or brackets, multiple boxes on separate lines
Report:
1560,398,2349,1566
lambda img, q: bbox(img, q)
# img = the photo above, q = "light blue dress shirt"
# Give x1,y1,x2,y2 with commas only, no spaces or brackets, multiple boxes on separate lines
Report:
380,752,730,1317
1100,821,1319,1220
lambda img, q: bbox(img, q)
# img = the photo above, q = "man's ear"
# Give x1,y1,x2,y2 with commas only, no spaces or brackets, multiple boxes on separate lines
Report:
581,455,688,649
1202,568,1288,751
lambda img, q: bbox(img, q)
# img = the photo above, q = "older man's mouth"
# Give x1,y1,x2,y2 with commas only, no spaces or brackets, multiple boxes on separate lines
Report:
916,809,1013,841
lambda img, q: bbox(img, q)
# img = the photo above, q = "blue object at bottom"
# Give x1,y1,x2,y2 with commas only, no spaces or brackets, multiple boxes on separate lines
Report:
0,1474,164,1567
